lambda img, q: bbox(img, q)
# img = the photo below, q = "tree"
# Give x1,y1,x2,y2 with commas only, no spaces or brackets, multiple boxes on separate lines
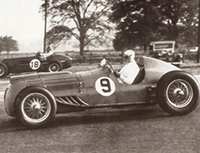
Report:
0,36,19,53
153,0,199,44
110,0,199,51
180,0,199,46
44,0,115,56
110,0,161,51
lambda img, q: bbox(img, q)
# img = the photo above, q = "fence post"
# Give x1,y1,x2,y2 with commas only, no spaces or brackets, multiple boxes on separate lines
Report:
121,51,124,64
183,50,185,63
89,52,92,65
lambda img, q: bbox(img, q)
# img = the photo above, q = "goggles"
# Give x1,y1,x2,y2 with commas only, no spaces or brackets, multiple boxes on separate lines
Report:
123,55,130,59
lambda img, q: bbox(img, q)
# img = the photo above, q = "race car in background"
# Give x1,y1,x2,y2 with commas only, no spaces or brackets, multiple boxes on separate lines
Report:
0,52,72,77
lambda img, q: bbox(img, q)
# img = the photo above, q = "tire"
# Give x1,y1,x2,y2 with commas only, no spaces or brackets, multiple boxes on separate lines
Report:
0,63,8,78
156,71,200,115
15,87,57,128
48,62,62,72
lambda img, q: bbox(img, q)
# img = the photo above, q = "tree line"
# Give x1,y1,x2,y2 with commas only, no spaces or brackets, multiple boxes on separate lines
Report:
110,0,199,51
2,0,199,55
43,0,199,55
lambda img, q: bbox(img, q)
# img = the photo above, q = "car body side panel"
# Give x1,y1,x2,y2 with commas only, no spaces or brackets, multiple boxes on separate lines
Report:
49,54,72,69
3,57,35,73
115,80,148,103
87,73,148,105
142,56,180,83
49,54,70,61
66,69,117,105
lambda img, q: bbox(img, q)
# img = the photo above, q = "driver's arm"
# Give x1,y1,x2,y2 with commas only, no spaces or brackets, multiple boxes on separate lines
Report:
114,71,120,77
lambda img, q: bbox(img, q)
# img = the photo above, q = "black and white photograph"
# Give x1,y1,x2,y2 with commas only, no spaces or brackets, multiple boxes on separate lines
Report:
0,0,200,153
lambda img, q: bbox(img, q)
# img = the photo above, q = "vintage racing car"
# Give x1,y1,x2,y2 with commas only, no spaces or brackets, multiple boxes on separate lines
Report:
4,56,200,128
0,51,72,77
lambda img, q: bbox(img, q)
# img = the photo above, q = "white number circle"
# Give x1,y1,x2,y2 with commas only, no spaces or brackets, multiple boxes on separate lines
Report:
95,77,116,96
29,59,41,70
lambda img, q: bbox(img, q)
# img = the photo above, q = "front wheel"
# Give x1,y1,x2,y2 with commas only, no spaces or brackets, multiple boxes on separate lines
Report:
156,71,200,115
0,64,8,77
15,88,57,128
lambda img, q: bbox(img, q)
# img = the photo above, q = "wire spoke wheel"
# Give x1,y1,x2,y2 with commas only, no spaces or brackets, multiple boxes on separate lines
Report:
157,71,199,115
21,92,51,124
166,79,193,108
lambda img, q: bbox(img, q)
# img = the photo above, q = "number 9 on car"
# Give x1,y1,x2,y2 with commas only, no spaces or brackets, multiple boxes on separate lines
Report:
95,77,116,96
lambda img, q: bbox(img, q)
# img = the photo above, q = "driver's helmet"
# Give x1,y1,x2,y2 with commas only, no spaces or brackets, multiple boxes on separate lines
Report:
123,50,135,62
36,51,42,57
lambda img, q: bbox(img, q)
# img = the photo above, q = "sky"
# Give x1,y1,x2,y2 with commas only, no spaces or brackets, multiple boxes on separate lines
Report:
0,0,45,52
0,0,114,53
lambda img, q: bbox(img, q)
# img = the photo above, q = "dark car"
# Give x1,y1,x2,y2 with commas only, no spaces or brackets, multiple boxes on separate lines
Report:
0,52,72,77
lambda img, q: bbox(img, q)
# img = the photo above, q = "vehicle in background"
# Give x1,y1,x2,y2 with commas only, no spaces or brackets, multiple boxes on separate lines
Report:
149,41,183,67
0,52,72,78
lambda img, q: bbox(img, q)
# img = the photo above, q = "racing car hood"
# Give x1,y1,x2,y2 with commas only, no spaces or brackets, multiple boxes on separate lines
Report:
9,69,96,97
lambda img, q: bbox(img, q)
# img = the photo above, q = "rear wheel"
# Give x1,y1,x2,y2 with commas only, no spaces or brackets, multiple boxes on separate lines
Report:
15,88,57,128
156,71,200,115
48,62,62,72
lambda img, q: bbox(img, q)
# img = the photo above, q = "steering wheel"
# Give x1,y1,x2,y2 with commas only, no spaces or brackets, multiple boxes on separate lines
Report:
99,59,115,73
105,60,115,73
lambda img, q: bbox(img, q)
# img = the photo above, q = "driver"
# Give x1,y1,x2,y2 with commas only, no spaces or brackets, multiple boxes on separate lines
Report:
114,50,140,85
38,50,55,59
